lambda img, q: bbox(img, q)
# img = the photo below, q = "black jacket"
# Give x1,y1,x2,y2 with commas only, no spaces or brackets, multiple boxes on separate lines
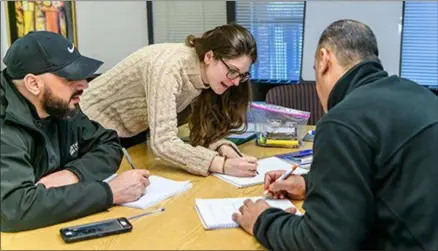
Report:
1,71,123,232
254,61,438,250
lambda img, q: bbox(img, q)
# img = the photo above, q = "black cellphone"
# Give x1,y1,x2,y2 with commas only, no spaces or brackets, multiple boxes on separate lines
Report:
60,217,132,243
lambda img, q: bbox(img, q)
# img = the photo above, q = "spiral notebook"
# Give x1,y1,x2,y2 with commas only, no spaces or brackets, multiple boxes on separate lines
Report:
195,196,303,230
104,174,192,209
213,156,309,188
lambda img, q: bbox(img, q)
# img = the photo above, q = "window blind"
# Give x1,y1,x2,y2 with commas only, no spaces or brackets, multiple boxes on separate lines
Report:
401,1,438,88
153,1,226,44
236,1,305,82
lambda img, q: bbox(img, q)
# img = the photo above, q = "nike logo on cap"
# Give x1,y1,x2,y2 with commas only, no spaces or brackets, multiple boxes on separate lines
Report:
67,45,74,53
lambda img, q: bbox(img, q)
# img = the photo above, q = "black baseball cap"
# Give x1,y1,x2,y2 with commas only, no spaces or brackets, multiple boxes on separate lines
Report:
3,31,103,80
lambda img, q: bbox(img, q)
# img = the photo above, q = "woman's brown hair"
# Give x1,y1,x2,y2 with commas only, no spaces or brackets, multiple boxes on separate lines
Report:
185,23,257,147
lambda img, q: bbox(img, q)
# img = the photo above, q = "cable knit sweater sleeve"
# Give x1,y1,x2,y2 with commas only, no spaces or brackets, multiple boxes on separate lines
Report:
208,139,241,153
143,62,218,176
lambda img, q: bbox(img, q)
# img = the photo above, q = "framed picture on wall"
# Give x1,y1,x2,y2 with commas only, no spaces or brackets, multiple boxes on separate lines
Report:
4,1,78,47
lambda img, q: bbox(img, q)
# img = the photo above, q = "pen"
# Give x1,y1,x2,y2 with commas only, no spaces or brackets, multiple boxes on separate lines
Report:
127,208,165,221
288,149,313,158
263,164,299,195
276,149,312,159
122,147,136,170
229,144,259,175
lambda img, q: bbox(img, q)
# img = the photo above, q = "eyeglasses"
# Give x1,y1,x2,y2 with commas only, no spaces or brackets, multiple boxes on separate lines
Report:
219,58,250,83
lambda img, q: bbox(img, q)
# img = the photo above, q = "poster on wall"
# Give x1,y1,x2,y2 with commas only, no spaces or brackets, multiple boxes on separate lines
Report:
4,1,77,47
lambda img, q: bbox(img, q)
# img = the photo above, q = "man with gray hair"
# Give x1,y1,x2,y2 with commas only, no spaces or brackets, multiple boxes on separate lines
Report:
233,19,438,250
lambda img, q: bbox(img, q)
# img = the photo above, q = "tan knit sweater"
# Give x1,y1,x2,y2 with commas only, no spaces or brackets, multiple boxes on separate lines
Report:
80,43,238,176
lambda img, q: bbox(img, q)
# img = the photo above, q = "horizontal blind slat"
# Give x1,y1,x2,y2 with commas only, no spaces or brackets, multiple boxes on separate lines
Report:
236,1,305,81
153,1,226,44
401,1,438,87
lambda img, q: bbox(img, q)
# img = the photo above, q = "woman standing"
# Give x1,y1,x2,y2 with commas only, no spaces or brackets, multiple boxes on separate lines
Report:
80,24,258,177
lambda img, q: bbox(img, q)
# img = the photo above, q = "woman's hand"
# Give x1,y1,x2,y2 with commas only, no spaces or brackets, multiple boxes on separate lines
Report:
223,157,258,177
218,145,257,162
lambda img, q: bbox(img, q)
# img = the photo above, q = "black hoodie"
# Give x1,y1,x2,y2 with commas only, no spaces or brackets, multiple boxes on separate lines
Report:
253,60,438,250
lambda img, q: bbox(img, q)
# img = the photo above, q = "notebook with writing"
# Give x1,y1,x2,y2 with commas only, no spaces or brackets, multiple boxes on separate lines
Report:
104,175,192,209
195,196,303,230
213,156,309,188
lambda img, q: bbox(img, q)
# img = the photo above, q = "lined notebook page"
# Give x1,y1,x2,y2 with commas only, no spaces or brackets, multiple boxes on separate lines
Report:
104,175,192,209
195,197,303,230
213,157,309,188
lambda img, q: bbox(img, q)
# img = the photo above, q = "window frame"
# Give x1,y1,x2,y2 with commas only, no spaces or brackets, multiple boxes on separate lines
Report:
147,1,154,44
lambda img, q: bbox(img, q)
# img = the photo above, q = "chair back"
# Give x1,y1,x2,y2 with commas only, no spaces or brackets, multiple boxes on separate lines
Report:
265,81,324,125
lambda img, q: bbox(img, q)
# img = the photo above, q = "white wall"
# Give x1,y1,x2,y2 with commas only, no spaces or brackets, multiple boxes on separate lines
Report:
0,1,148,73
302,1,403,81
75,1,148,73
1,1,404,77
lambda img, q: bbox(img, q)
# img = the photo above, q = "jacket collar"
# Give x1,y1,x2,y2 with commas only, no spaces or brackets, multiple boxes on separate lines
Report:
327,60,388,111
1,70,39,125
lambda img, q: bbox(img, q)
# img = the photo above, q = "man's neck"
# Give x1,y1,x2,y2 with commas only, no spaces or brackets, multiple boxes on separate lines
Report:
320,64,354,112
34,105,49,119
328,61,359,93
14,84,49,119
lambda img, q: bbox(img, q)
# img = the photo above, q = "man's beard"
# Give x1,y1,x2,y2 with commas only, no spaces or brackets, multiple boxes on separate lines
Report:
42,86,82,119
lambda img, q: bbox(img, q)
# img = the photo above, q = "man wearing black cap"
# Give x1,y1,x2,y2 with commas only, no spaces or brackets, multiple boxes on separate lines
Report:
1,31,150,232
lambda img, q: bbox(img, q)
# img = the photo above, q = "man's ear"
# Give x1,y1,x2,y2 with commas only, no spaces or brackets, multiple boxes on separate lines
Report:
23,74,43,96
203,50,214,65
318,47,331,75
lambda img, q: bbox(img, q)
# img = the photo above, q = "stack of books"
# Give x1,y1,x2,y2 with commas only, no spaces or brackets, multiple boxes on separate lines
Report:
180,132,256,146
275,149,313,169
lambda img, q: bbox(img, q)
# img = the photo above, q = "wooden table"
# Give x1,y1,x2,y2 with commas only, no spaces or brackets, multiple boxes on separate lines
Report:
1,126,314,250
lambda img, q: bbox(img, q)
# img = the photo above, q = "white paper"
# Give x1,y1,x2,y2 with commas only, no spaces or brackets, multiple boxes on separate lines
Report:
195,196,302,230
104,175,192,209
213,156,309,188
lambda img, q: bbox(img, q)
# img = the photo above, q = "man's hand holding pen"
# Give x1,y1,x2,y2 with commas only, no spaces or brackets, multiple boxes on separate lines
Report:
107,147,151,205
263,166,306,200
